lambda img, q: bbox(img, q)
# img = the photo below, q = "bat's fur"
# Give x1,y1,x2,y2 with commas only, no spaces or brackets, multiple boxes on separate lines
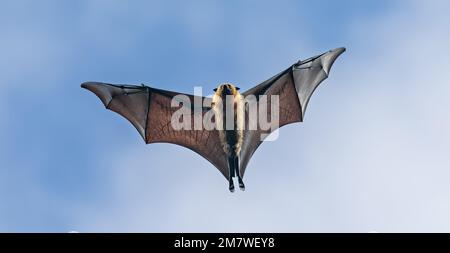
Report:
212,83,246,191
212,83,244,158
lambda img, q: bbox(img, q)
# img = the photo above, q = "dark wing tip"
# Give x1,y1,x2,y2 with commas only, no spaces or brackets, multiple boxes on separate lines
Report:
330,47,346,54
80,82,113,107
80,82,89,89
81,81,103,90
321,47,346,76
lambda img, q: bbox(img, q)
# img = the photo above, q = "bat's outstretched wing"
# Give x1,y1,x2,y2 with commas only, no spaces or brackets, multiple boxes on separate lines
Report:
81,82,229,178
239,47,345,176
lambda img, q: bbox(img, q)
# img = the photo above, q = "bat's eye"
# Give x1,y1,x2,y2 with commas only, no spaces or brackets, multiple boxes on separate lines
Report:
235,87,240,91
213,88,218,92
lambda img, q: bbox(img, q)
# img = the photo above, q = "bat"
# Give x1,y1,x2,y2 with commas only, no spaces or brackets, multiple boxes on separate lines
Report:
81,47,345,192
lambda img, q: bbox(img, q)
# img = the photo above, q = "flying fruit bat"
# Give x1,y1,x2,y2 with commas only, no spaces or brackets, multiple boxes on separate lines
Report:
81,47,345,192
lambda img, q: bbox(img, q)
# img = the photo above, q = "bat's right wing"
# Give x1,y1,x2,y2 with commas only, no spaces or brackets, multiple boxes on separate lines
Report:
81,82,230,179
239,47,345,176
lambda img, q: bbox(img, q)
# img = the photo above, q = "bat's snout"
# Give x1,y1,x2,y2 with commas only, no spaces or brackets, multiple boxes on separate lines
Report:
223,87,233,95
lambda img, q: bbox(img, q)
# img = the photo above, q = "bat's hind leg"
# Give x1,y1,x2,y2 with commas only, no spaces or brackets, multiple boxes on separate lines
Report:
228,156,235,193
235,156,245,191
229,180,235,193
228,155,245,192
228,177,235,193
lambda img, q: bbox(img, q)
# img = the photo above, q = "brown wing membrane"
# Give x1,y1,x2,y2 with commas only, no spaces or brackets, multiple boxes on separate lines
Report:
239,47,346,176
81,82,229,178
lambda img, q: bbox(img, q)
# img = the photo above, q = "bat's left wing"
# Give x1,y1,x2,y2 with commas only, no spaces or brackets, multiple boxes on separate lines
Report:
239,47,345,176
81,82,230,179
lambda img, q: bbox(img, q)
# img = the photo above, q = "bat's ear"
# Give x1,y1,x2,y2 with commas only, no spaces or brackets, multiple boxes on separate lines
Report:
235,87,240,91
213,88,218,92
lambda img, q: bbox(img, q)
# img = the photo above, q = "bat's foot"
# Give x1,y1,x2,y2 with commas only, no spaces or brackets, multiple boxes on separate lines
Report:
229,183,235,193
229,179,235,193
238,179,245,191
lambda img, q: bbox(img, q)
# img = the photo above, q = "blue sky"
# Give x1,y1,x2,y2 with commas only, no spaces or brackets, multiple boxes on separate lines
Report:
1,0,450,232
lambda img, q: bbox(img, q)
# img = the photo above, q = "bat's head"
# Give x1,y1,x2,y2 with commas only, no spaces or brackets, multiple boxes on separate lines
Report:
213,83,240,97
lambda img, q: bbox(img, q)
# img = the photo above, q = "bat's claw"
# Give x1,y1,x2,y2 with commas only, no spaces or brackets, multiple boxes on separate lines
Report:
238,179,245,191
229,181,235,193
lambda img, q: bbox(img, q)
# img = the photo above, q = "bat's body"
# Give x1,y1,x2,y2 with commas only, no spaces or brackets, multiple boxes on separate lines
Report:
81,47,345,192
212,83,245,191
